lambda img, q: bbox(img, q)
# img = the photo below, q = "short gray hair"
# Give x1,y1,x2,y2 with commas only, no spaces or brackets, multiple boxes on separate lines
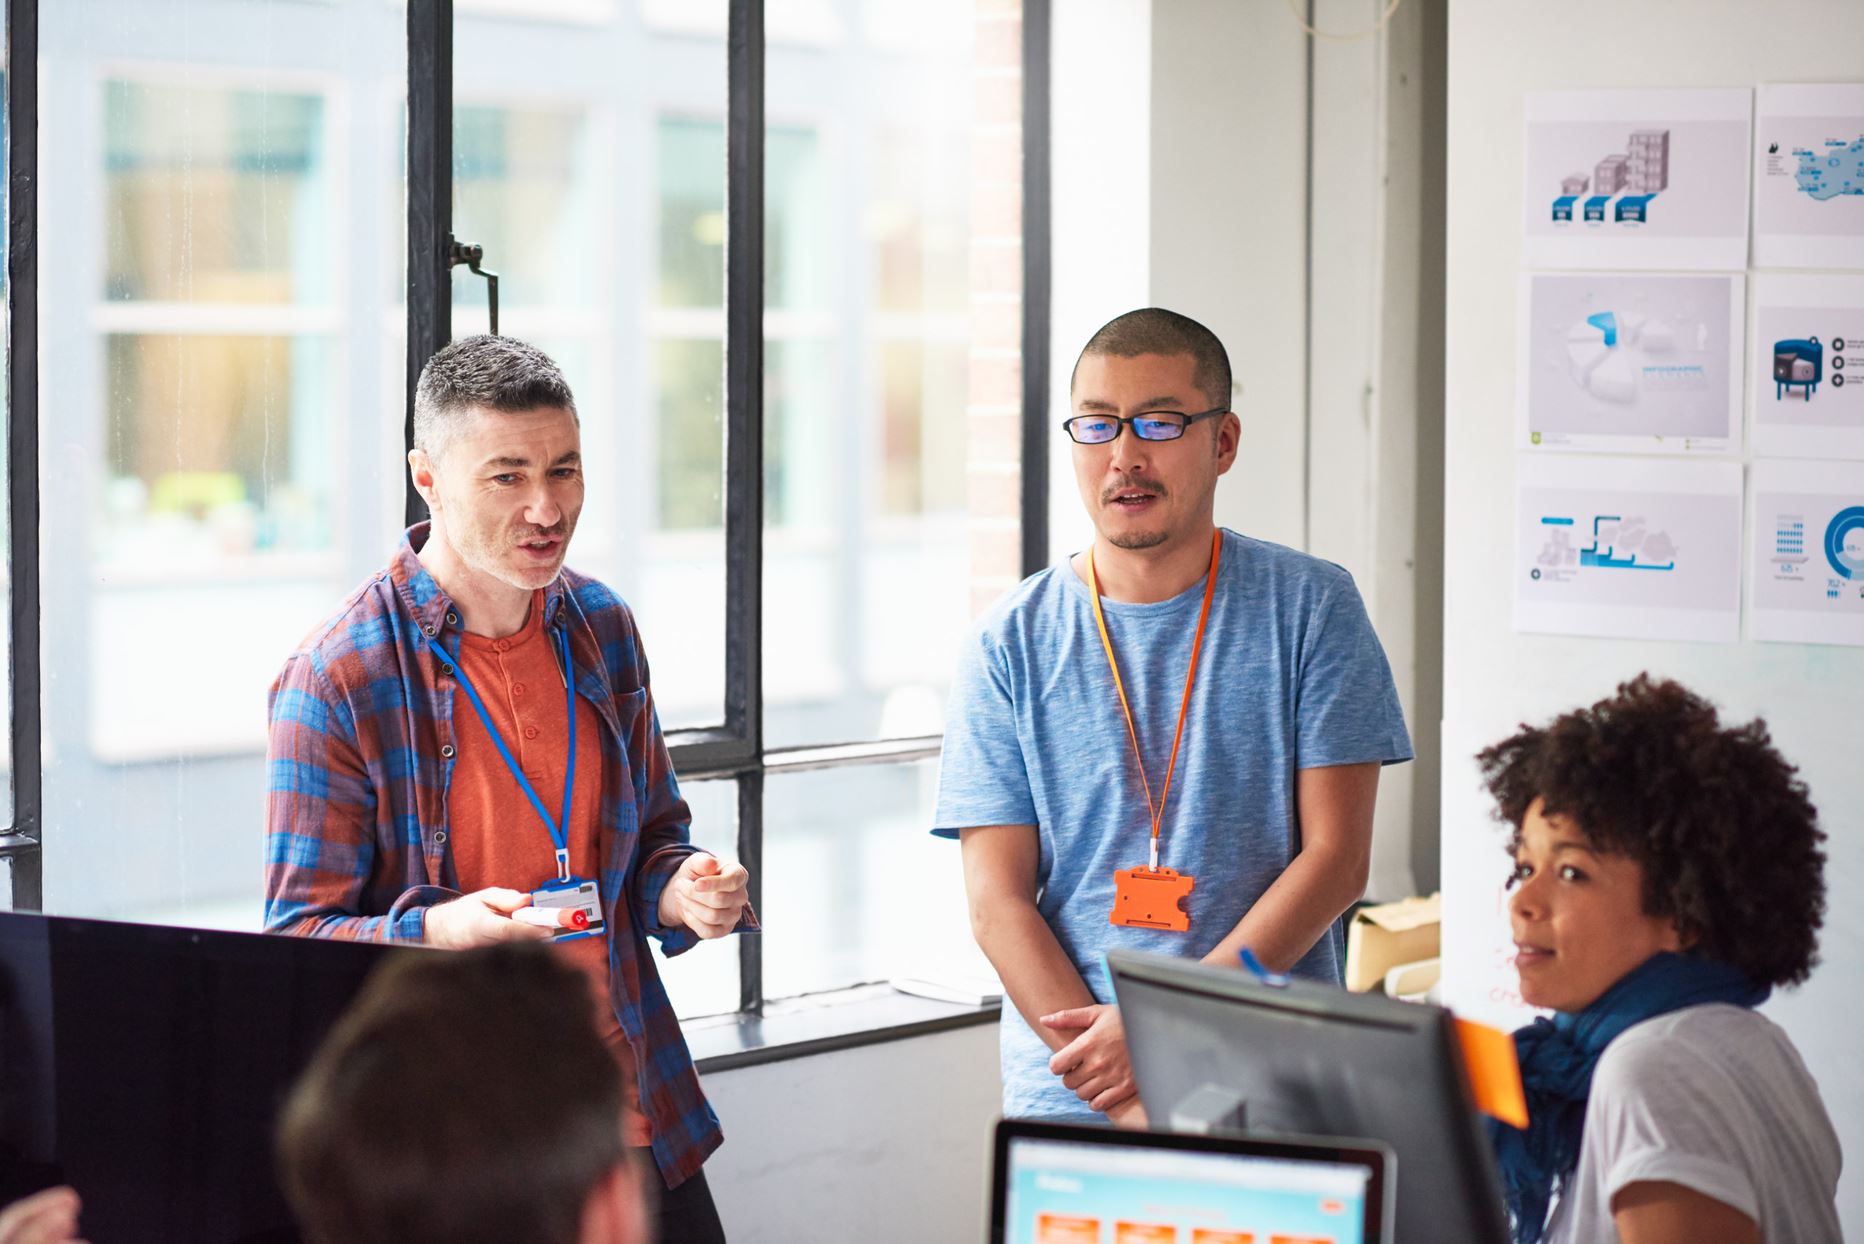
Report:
413,335,578,461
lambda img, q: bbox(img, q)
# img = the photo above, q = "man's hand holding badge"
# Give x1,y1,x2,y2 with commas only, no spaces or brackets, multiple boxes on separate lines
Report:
659,852,754,938
423,887,555,949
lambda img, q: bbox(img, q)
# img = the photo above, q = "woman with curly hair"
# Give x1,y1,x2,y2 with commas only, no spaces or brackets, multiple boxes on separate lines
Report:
1477,674,1839,1244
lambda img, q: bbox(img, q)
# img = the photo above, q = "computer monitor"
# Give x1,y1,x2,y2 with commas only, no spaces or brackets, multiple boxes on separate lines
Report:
989,1118,1393,1244
0,910,405,1243
1107,949,1510,1244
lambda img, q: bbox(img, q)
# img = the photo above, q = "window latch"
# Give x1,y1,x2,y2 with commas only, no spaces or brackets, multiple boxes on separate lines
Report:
448,236,500,336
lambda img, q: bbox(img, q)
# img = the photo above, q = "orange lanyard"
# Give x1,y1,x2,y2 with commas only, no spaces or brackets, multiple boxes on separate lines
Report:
1086,529,1222,872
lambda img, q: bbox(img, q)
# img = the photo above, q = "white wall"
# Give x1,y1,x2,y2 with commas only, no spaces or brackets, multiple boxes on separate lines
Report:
1051,0,1435,901
700,1023,1000,1242
1050,0,1312,560
1438,0,1864,1232
1047,0,1153,560
1150,0,1311,555
1303,0,1445,901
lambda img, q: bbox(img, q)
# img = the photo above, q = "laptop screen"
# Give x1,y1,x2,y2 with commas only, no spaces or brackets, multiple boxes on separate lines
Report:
997,1124,1382,1244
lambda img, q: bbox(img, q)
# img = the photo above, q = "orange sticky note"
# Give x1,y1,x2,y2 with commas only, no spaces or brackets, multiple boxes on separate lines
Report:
1456,1016,1528,1129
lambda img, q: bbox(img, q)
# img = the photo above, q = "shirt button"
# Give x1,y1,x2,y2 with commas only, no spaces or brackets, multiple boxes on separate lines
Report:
494,640,510,653
512,682,525,696
523,726,539,740
440,744,456,759
434,830,449,844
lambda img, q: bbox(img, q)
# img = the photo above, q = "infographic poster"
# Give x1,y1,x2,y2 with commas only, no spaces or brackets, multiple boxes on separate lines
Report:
1752,274,1864,461
1754,83,1864,270
1522,88,1752,271
1749,459,1864,648
1515,455,1742,643
1518,272,1743,455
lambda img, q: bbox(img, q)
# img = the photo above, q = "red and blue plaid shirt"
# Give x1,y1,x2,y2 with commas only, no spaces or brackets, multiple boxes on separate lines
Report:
265,525,730,1187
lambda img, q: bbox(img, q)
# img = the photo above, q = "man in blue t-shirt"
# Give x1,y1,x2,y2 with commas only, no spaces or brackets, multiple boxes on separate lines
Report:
933,308,1412,1124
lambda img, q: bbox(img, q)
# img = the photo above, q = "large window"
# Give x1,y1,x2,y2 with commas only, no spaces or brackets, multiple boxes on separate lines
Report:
5,0,1042,1024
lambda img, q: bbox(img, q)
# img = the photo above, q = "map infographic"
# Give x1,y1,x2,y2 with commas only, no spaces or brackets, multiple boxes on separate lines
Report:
1794,135,1864,202
1755,84,1864,269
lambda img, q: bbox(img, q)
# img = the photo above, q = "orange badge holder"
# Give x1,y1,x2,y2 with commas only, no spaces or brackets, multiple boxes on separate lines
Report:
1110,865,1195,932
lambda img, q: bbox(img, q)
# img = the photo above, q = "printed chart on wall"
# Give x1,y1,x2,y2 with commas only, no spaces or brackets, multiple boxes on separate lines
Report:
1522,88,1751,271
1754,83,1864,270
1749,459,1864,648
1753,274,1864,461
1518,272,1742,454
1515,455,1742,643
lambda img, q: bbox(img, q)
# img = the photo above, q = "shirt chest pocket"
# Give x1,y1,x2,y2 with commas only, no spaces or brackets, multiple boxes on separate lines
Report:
597,688,650,840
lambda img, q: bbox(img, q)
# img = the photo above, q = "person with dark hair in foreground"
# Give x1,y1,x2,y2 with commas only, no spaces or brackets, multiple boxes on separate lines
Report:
265,335,751,1241
277,944,650,1244
1479,674,1840,1244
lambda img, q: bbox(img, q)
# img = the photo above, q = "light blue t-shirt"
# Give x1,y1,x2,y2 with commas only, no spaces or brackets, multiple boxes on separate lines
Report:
932,529,1412,1120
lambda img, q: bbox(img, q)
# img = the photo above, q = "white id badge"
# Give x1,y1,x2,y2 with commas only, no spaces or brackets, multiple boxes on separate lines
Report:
523,877,605,942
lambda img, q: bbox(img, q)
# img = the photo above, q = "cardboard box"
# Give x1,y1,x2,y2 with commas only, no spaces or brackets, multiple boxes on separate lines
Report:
1345,893,1441,992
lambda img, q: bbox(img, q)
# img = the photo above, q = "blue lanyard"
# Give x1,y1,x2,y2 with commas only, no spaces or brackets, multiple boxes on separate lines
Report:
420,618,578,883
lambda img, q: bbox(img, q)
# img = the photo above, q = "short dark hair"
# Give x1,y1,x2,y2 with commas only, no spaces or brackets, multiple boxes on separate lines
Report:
1477,674,1827,987
414,335,578,459
1071,308,1233,411
276,944,628,1244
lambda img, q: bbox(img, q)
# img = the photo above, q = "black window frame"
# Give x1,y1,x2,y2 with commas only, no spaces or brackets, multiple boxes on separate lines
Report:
2,0,1053,1026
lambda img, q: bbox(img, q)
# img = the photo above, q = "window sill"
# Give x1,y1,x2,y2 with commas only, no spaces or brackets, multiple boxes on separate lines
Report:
687,983,999,1074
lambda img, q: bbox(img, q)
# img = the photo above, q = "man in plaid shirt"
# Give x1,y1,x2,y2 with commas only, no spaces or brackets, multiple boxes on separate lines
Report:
265,335,751,1242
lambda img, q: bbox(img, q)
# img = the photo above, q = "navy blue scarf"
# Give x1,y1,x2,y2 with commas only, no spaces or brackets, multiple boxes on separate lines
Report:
1487,952,1769,1244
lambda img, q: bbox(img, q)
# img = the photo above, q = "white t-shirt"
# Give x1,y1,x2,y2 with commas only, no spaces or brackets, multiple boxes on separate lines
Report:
1543,1003,1842,1244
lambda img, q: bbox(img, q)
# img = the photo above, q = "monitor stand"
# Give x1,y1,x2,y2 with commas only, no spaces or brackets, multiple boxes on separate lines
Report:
1168,1084,1249,1136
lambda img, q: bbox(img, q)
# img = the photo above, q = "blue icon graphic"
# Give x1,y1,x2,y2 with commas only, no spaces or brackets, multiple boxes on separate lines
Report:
1578,515,1675,571
1825,506,1864,582
1773,338,1823,401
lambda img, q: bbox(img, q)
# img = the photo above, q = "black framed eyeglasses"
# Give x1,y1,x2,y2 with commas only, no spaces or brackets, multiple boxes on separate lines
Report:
1062,407,1228,445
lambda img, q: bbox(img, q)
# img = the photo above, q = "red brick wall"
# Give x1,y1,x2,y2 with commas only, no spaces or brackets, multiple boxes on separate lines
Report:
966,0,1025,620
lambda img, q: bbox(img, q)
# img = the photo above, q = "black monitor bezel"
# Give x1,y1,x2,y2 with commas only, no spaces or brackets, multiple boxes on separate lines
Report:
1105,948,1511,1244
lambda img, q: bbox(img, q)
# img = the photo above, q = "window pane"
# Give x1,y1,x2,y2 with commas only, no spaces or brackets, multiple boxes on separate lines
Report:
657,118,724,311
99,334,335,569
763,2,1020,749
104,83,329,305
651,777,741,1019
451,13,730,733
40,0,406,927
762,760,978,1000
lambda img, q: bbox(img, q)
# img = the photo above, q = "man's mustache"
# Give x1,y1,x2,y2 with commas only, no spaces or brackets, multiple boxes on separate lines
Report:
1100,479,1166,504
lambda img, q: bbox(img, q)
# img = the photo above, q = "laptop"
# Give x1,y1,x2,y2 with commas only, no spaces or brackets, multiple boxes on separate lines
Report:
988,1118,1394,1244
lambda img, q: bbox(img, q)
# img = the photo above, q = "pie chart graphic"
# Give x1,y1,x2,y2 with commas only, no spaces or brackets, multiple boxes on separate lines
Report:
1827,506,1864,580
